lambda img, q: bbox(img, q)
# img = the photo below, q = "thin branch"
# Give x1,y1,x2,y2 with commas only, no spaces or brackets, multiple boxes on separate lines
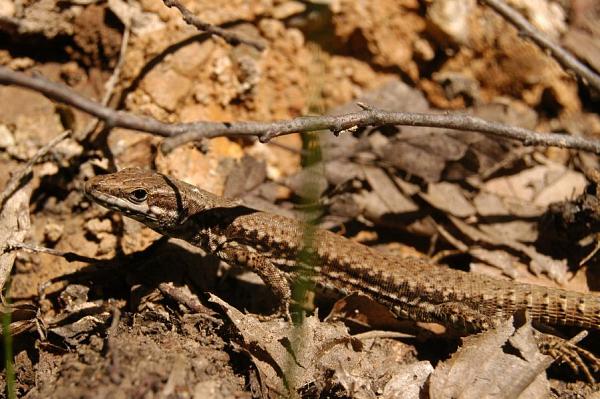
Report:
0,66,191,135
162,0,265,51
0,130,71,295
77,24,130,142
0,130,71,212
158,282,219,318
126,108,600,154
4,241,103,264
1,66,600,155
580,236,600,267
6,241,221,319
481,0,600,92
352,330,414,340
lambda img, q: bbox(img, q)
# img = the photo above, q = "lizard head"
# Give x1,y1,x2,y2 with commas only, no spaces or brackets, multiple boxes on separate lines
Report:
83,167,223,233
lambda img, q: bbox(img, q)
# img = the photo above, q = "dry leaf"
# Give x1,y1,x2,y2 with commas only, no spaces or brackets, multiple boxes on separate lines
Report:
484,164,587,208
363,166,418,214
449,216,568,282
422,181,476,217
429,318,550,399
209,294,431,398
0,178,32,292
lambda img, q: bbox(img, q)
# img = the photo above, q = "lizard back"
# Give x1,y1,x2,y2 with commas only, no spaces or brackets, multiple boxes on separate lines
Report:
226,211,600,332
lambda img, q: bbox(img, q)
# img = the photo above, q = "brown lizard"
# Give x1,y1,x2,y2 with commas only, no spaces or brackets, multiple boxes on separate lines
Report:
84,168,600,377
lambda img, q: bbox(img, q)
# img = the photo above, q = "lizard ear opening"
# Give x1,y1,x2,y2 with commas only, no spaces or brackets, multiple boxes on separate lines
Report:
129,188,148,203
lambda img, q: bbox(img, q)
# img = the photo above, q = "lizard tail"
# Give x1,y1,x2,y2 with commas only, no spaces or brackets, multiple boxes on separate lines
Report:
497,284,600,330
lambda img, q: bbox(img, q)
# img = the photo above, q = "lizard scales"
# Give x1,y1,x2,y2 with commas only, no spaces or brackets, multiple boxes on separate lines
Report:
84,168,600,332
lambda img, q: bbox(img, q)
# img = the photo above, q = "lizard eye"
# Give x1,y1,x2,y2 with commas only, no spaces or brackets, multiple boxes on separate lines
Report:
129,189,148,203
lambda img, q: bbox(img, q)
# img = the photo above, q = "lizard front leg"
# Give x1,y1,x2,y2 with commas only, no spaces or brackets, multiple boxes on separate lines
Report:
218,242,292,320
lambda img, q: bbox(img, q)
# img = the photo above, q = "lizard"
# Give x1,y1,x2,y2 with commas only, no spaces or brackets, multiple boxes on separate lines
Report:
84,167,600,379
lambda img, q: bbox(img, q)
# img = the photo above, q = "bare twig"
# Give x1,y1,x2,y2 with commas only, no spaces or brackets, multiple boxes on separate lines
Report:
158,282,219,319
4,241,103,264
10,240,220,318
2,66,600,154
105,307,123,384
0,130,71,212
352,330,414,340
0,66,186,134
0,191,33,295
0,66,199,137
0,129,69,295
580,236,600,267
162,0,265,51
481,0,600,92
77,24,131,142
432,221,469,252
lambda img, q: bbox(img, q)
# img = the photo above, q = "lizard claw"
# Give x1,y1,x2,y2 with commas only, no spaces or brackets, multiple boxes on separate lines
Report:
536,331,599,383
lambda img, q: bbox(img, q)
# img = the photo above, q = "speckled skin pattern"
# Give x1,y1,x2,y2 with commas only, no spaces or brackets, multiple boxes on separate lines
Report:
84,168,600,333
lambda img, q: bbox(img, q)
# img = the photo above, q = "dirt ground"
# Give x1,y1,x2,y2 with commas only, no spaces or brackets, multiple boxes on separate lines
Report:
1,0,600,397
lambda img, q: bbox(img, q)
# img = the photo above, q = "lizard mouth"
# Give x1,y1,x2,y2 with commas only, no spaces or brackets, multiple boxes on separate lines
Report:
84,185,158,222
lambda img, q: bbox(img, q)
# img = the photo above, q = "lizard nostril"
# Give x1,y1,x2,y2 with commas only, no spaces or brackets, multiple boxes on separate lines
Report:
87,181,97,192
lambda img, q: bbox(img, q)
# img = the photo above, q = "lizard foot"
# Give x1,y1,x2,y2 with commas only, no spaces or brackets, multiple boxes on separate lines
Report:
535,331,599,383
